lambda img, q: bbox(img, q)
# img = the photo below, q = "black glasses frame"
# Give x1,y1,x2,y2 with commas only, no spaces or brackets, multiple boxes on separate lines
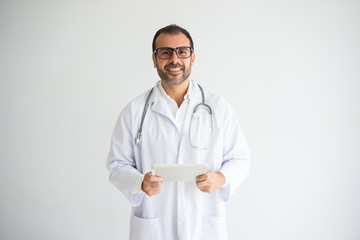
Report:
153,47,193,59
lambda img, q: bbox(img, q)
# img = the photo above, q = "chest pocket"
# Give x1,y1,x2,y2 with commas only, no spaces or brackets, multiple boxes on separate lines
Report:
196,126,224,171
189,107,215,150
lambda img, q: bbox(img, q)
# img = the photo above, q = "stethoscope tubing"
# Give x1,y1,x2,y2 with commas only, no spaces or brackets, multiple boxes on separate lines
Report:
135,83,212,147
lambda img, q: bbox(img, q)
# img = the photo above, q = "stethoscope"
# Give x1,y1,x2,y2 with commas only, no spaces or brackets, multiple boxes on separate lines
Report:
135,83,213,149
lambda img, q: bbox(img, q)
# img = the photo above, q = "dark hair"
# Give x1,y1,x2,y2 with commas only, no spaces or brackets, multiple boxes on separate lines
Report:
152,24,194,53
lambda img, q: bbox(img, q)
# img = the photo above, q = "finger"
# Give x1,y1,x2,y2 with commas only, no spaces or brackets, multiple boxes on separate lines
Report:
198,186,209,193
144,172,163,182
147,190,159,197
152,189,161,195
149,181,162,188
196,174,207,182
196,180,207,188
149,175,163,182
144,172,153,181
149,187,160,193
147,186,161,196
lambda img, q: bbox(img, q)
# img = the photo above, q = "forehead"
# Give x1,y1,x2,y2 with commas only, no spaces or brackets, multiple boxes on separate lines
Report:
155,33,191,49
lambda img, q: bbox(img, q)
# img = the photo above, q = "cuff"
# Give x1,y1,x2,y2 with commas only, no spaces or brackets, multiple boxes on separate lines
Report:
219,170,229,188
218,170,230,202
133,174,144,194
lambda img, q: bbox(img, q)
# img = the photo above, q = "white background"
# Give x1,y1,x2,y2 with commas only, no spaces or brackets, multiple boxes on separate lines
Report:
1,0,359,239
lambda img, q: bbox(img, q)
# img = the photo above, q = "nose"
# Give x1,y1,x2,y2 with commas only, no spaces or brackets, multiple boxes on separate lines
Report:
169,49,180,63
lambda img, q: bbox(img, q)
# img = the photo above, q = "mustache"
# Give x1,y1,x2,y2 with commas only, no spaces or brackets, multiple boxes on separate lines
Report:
165,63,183,69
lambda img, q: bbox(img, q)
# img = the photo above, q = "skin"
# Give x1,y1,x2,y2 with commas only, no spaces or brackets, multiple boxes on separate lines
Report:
142,173,163,197
141,32,226,196
152,32,195,107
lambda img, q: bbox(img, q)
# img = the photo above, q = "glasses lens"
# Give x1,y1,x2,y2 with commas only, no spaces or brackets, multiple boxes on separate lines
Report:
157,48,173,59
156,47,192,59
176,47,191,58
190,107,213,149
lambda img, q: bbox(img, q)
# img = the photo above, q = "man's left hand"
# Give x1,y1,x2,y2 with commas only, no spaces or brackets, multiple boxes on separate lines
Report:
196,170,226,193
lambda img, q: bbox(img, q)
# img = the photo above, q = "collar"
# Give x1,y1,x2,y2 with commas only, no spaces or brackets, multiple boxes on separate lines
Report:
157,79,193,101
149,79,202,121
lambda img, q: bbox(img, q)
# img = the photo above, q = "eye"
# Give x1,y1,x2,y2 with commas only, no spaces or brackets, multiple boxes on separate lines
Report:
160,50,170,56
158,48,172,57
177,47,190,57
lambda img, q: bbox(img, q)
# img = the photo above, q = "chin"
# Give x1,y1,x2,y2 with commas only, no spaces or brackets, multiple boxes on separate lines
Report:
164,77,187,86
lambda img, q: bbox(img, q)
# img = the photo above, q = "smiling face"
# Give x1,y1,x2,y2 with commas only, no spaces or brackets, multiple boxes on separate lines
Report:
152,33,195,86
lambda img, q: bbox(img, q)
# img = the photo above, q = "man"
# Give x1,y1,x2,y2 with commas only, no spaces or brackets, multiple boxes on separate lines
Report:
106,24,250,240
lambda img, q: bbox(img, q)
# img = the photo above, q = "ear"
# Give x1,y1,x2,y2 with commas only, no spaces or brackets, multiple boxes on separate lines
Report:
190,52,195,66
152,54,157,68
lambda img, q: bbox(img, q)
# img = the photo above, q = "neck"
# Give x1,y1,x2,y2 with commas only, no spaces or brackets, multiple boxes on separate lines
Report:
161,79,190,107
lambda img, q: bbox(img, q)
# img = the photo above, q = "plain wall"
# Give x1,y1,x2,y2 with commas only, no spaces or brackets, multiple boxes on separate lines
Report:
1,0,359,239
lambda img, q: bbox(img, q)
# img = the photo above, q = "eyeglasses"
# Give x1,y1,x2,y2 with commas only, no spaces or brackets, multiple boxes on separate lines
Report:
154,47,193,59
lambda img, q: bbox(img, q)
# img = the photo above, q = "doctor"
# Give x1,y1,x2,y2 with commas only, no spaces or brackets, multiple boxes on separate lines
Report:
106,24,250,240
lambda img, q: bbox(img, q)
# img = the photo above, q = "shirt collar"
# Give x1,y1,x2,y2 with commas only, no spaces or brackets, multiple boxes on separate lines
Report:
158,79,193,100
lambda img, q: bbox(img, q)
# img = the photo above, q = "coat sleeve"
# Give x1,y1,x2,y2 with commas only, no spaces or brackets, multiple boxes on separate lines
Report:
218,98,251,201
106,105,145,207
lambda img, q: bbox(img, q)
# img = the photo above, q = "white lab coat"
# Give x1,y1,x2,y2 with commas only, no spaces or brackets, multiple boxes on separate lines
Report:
106,80,250,240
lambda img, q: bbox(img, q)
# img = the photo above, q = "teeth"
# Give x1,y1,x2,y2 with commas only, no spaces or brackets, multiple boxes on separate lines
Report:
168,68,181,72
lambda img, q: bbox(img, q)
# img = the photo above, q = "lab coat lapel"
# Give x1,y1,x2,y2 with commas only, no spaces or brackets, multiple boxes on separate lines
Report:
182,81,203,134
150,86,175,123
149,80,203,131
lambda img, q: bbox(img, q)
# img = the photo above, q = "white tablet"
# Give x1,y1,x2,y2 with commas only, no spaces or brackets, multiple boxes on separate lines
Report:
151,164,208,182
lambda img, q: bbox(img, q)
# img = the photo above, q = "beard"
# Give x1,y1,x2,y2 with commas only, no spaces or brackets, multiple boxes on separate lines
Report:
156,62,192,85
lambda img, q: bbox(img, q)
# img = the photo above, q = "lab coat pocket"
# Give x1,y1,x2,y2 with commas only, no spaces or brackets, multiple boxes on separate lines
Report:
130,214,161,240
201,215,227,240
190,125,213,149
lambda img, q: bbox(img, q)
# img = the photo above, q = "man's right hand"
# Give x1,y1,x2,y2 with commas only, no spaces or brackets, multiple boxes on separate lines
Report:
141,172,163,197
